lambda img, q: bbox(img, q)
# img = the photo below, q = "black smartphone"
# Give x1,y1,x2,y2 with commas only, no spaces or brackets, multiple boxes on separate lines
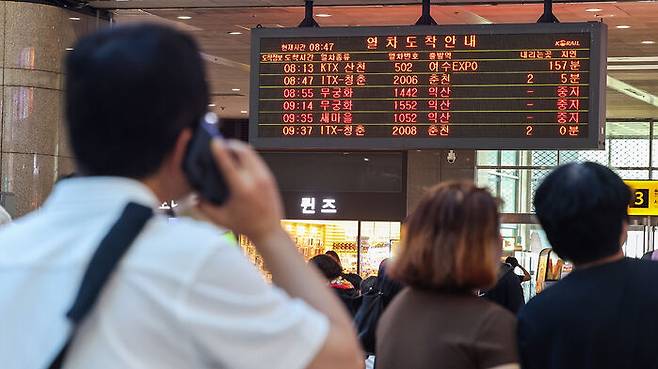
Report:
182,112,230,205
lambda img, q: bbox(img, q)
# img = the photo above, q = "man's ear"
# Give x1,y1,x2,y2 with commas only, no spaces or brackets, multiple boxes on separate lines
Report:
160,127,193,197
171,128,193,170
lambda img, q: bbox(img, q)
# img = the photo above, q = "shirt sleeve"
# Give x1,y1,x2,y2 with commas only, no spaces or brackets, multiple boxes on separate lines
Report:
474,308,519,369
175,243,330,369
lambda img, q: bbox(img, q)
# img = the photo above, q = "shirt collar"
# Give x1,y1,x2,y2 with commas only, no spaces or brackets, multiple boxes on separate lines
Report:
43,177,161,213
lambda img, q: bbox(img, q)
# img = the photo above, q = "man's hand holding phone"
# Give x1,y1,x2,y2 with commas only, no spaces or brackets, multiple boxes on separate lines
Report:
198,138,364,369
198,139,285,246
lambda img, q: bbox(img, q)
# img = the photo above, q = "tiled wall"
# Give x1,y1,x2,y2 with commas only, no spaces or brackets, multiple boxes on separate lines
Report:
0,2,108,217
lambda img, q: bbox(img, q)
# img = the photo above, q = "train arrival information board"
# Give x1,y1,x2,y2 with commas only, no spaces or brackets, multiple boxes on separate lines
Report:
250,23,607,150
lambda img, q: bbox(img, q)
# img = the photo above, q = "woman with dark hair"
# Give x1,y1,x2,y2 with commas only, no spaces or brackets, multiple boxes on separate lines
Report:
326,250,363,290
325,250,342,265
309,254,361,315
376,181,519,369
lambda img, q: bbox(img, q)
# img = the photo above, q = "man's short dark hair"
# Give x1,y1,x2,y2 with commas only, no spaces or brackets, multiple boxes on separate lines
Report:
65,24,208,178
533,162,631,264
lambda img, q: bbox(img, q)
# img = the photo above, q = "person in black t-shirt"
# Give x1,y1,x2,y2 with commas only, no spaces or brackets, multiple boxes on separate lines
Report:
483,262,525,314
310,254,362,316
326,250,363,293
505,256,532,283
518,162,658,369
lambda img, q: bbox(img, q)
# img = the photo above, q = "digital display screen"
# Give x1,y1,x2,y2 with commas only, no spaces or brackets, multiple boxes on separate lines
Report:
250,23,606,150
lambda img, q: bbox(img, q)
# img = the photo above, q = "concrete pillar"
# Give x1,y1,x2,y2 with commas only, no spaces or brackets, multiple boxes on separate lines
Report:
0,1,107,217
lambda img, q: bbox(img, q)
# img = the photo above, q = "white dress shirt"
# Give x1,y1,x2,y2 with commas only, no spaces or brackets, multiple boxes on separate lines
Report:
0,177,328,369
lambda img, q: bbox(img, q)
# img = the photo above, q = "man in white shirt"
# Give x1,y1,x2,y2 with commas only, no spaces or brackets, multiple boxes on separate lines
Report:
0,24,363,369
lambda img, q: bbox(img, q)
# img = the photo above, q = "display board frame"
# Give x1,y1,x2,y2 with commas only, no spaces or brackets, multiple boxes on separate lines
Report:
250,22,607,150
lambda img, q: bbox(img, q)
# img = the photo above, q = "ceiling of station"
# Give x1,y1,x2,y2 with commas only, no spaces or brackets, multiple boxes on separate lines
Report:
92,0,622,9
109,1,658,119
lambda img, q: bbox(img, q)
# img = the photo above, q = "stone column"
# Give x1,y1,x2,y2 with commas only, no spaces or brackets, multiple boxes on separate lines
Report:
406,149,476,215
0,1,107,217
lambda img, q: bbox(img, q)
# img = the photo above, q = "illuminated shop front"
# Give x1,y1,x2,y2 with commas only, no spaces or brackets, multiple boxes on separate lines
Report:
240,152,406,279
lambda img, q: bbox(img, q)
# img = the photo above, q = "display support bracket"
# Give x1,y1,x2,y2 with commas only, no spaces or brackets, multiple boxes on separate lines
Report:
537,0,560,23
415,0,438,25
298,0,320,28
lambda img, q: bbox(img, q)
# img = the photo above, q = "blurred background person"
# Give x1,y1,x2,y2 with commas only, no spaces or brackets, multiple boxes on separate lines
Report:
325,250,341,265
375,259,403,312
641,250,658,261
310,254,361,316
482,261,525,314
355,258,404,356
506,257,531,283
360,276,378,295
326,250,363,291
376,181,519,369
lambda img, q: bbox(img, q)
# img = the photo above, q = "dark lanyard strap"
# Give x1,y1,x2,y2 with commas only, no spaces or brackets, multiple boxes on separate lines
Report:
47,202,153,369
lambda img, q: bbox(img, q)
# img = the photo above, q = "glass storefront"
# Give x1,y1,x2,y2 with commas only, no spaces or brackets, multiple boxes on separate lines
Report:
241,152,406,281
283,220,359,273
359,221,401,277
240,220,401,280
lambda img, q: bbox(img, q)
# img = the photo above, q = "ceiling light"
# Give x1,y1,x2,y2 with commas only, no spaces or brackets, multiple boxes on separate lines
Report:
177,16,192,20
228,31,243,35
641,40,656,45
208,103,216,107
585,8,603,12
316,13,332,17
69,17,81,21
364,158,370,162
65,47,74,51
240,110,248,114
616,25,631,29
231,88,241,92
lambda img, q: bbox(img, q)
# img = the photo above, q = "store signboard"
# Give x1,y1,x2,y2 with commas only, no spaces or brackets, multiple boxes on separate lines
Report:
251,22,607,150
282,191,404,221
301,197,338,215
625,180,658,216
